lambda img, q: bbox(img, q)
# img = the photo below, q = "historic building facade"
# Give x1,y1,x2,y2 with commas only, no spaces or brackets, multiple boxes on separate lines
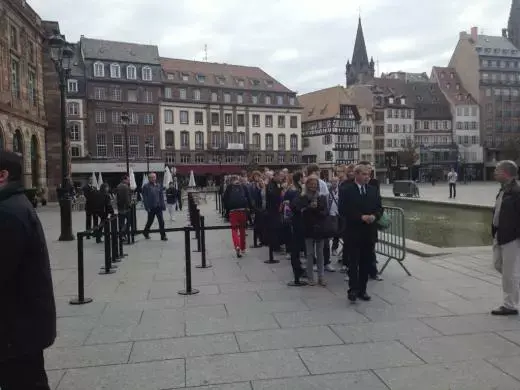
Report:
449,26,520,178
70,37,163,181
358,107,374,164
0,0,47,189
159,58,303,176
300,86,360,179
431,66,483,180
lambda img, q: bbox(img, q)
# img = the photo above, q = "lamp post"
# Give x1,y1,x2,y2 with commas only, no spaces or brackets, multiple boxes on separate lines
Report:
49,33,74,241
121,112,130,176
145,139,150,174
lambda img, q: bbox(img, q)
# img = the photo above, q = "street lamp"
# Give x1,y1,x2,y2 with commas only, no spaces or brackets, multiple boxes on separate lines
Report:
121,112,130,176
49,33,74,241
145,139,150,174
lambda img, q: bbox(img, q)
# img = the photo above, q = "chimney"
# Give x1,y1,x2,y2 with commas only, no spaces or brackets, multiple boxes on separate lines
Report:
503,28,508,38
470,26,478,41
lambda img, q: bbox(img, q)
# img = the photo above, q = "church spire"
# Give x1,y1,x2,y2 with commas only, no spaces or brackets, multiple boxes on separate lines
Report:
352,17,369,68
346,17,374,87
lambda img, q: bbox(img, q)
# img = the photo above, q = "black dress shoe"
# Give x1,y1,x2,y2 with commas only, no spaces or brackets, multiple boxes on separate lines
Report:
491,306,518,316
161,236,168,241
370,275,383,281
358,292,372,301
347,291,357,303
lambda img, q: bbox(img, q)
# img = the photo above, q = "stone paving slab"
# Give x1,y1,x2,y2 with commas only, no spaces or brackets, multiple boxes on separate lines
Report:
36,201,520,389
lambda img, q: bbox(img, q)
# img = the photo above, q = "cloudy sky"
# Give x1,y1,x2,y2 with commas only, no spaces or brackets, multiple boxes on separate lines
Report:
30,0,511,94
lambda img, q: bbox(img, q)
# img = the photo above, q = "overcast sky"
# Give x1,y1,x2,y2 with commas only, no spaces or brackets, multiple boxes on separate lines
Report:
30,0,511,94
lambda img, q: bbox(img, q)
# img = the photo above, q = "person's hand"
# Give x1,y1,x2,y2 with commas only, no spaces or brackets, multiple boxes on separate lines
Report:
361,215,371,223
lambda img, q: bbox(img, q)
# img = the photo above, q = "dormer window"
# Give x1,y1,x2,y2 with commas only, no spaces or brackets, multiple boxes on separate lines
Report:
400,98,406,105
126,65,136,79
216,76,225,85
266,80,274,88
265,95,271,104
446,83,451,89
450,72,454,79
196,74,206,83
110,63,120,78
440,72,445,78
167,73,174,80
289,96,295,105
181,73,189,81
504,49,509,55
494,49,500,54
250,79,260,86
513,50,518,55
93,62,104,77
417,96,423,101
456,83,460,90
276,95,283,105
237,79,244,87
142,66,152,81
388,97,394,104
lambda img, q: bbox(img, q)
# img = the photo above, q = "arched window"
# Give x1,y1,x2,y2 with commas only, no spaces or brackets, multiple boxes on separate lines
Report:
30,135,39,188
290,134,298,150
142,66,152,81
13,130,23,154
195,131,204,149
110,63,120,78
126,65,136,79
93,61,104,77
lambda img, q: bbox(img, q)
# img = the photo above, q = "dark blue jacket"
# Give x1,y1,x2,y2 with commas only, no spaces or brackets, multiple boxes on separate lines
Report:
142,182,166,211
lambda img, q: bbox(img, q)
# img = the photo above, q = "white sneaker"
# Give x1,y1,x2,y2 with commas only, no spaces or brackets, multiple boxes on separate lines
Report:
325,264,336,272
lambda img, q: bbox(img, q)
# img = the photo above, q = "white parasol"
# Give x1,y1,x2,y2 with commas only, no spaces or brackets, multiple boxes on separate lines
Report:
129,168,137,190
97,172,104,189
163,166,172,188
188,170,196,187
90,172,99,189
141,173,149,188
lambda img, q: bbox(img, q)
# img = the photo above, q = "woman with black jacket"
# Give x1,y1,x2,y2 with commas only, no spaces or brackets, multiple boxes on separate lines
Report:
291,175,329,286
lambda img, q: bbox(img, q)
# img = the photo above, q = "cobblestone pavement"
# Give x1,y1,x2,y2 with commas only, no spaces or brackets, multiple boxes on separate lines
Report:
381,181,498,207
37,198,520,389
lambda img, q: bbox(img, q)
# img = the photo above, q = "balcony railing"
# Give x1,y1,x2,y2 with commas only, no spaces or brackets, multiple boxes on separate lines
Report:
332,142,359,151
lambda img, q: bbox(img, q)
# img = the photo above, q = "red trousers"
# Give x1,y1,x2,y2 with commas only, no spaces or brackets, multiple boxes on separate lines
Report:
229,210,247,251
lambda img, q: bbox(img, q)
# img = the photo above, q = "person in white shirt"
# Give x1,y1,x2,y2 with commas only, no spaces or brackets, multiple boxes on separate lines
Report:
447,168,458,199
306,164,334,272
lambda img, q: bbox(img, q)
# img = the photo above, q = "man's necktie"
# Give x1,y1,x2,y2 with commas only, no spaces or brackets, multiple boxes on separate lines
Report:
361,185,366,196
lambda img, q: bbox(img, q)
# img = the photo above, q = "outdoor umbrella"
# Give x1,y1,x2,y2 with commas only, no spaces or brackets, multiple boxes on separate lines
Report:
141,173,149,188
97,172,104,189
188,170,196,187
129,168,137,190
90,172,99,189
163,167,172,188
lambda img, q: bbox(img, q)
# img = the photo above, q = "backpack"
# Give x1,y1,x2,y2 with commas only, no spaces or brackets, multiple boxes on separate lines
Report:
226,184,248,211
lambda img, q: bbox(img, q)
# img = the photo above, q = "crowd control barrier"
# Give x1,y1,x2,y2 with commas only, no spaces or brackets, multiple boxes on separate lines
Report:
376,206,410,276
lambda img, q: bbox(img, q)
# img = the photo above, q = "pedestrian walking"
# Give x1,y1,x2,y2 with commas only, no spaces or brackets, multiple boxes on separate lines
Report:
142,172,167,241
116,175,131,237
82,177,97,235
0,151,56,390
448,167,458,198
165,182,177,221
223,175,251,258
491,160,520,316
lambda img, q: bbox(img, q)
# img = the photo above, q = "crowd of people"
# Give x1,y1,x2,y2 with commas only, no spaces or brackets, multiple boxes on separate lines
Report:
222,162,384,302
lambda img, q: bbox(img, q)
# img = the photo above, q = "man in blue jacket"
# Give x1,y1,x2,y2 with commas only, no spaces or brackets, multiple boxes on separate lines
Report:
142,172,167,241
0,151,56,389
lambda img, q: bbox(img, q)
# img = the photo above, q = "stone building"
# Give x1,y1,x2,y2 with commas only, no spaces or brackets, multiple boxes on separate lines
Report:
506,0,520,50
449,26,520,178
299,86,360,180
70,37,163,184
0,0,47,189
159,58,302,177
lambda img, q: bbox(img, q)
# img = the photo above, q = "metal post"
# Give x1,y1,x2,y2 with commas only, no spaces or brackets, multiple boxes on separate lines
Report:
58,70,74,241
111,217,121,262
123,122,130,177
131,204,136,243
196,216,211,269
118,214,127,258
264,244,280,264
178,226,200,295
100,219,116,274
215,191,218,210
69,233,93,305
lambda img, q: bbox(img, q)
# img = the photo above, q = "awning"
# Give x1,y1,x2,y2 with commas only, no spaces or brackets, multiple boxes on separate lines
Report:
173,165,243,175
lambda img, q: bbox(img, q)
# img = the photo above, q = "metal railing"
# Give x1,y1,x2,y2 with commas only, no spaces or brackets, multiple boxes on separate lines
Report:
376,206,410,276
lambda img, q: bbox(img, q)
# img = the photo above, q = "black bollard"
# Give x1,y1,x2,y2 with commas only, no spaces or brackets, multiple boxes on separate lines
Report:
196,216,211,269
131,204,137,243
118,215,128,258
264,244,280,264
100,219,116,274
111,216,121,262
178,226,200,295
214,191,218,210
70,233,93,305
125,209,131,245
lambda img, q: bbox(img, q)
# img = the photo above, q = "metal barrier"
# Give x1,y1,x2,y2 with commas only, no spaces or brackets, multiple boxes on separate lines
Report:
376,206,410,276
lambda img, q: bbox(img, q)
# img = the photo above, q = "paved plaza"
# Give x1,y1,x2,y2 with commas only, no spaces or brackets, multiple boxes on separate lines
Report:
38,194,520,389
381,181,499,207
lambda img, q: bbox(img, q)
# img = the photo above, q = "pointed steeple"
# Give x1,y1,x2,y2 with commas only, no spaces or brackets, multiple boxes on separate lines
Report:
346,17,374,87
352,17,369,68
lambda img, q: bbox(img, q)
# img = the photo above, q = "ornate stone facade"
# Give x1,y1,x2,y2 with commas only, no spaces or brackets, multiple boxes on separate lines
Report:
0,0,47,189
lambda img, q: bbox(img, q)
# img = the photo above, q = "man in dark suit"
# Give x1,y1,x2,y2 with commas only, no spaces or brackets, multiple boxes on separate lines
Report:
359,160,383,281
339,164,383,302
0,151,56,389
